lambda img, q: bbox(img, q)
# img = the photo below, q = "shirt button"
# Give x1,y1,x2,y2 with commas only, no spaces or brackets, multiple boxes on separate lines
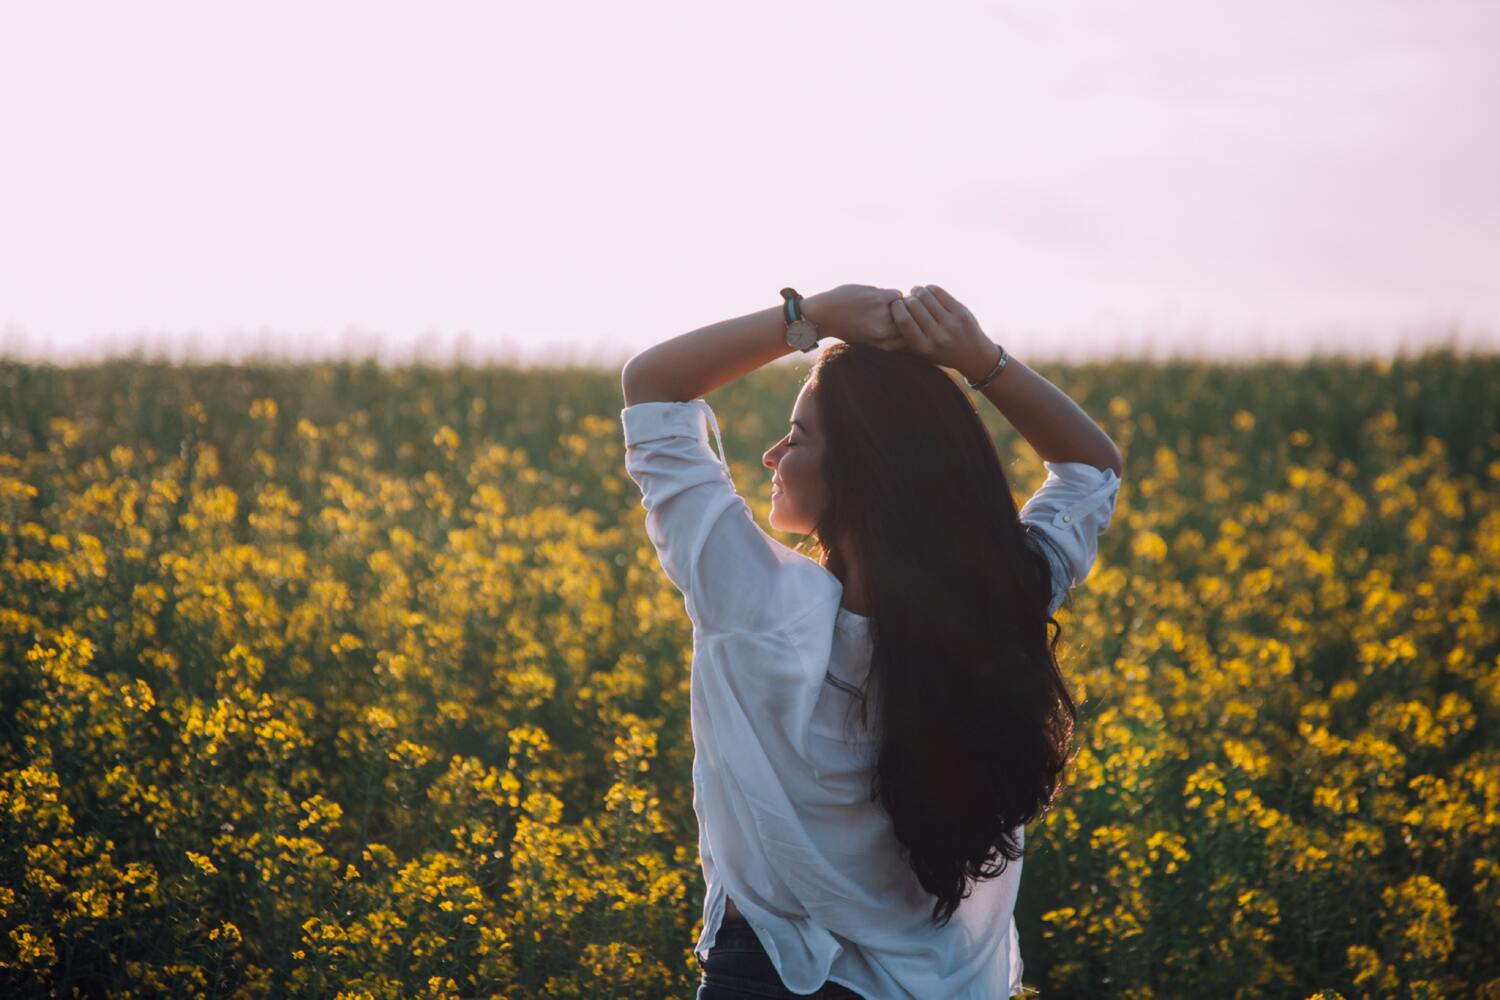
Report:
1062,514,1072,523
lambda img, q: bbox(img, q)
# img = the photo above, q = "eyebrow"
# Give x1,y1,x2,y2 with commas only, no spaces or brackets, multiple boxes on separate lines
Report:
790,419,809,433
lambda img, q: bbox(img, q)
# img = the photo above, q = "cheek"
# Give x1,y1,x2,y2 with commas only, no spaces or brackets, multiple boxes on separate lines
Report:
784,453,822,494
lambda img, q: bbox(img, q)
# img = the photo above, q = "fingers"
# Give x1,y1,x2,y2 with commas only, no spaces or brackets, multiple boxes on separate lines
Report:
890,296,933,354
909,285,954,325
925,284,964,314
904,294,940,329
906,287,953,337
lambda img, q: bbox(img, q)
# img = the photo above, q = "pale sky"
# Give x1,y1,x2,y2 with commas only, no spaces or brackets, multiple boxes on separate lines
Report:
3,0,1497,367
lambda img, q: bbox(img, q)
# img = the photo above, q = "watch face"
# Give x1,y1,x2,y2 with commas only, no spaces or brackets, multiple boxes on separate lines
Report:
787,318,818,349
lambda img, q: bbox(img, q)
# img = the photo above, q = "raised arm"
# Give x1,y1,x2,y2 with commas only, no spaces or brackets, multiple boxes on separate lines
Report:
892,285,1123,477
621,285,905,405
622,302,803,405
965,352,1122,477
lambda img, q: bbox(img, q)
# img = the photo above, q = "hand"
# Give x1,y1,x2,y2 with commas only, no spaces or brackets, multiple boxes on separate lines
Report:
803,284,906,348
890,285,999,379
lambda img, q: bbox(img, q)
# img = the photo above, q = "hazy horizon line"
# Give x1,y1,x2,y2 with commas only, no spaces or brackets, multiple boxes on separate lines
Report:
3,319,1495,371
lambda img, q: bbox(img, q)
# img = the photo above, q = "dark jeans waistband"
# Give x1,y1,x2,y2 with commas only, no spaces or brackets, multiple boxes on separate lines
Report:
703,912,867,999
712,911,761,946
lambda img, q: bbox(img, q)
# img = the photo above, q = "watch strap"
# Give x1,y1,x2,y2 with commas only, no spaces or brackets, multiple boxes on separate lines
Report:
781,287,805,324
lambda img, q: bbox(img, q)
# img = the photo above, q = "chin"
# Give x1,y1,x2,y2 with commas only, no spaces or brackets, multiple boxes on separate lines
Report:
771,514,805,535
768,506,791,533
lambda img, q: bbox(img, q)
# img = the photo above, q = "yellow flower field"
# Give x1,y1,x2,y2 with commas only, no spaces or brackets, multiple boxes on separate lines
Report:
1,351,1496,998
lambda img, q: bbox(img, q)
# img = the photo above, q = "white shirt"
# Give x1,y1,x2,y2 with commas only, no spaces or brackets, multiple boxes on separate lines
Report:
620,398,1121,1000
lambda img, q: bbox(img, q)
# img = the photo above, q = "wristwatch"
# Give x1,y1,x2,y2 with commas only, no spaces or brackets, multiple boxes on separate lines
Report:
780,287,820,353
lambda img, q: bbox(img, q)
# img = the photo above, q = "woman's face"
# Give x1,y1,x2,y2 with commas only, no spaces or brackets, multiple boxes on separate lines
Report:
762,382,828,535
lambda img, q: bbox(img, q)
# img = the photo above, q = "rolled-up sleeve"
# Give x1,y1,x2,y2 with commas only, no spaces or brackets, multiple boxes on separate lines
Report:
1018,460,1122,614
621,399,830,635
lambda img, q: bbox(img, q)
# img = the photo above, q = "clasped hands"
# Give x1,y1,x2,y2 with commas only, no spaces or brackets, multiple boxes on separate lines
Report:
806,283,998,380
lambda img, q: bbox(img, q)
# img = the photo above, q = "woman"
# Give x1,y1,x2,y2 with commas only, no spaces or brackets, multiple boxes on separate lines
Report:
620,284,1123,999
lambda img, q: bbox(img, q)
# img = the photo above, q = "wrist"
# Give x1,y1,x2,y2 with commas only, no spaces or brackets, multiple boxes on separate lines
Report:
798,291,830,331
959,339,1003,383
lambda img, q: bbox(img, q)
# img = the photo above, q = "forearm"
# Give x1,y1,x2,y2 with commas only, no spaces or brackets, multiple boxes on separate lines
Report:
622,301,820,405
959,343,1123,476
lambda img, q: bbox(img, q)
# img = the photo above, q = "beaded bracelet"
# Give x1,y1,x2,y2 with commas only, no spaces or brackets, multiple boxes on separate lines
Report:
964,342,1009,390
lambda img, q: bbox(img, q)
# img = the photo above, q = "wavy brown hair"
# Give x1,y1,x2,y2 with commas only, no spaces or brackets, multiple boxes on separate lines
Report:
793,341,1078,927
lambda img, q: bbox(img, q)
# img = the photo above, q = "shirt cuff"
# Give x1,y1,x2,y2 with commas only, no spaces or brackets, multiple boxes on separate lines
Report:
621,399,711,448
1038,460,1120,527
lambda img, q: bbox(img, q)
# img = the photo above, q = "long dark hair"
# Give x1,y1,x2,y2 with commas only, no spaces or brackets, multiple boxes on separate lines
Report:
795,342,1078,927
